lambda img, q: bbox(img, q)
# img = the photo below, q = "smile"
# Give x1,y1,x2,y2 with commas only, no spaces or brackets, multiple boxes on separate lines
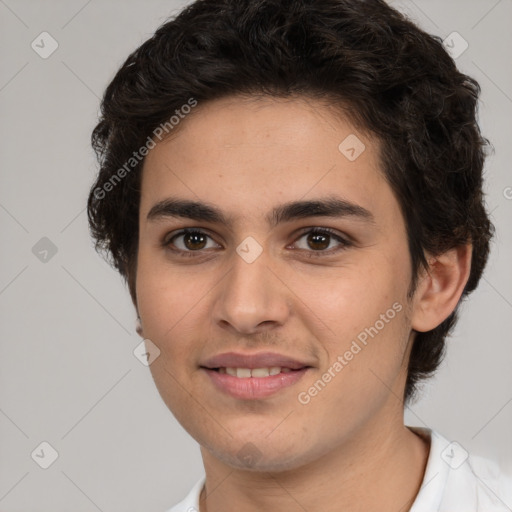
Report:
202,366,310,399
217,366,293,377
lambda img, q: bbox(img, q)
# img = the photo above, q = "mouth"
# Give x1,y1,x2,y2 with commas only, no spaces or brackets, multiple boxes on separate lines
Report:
207,366,304,377
200,365,312,400
199,351,314,400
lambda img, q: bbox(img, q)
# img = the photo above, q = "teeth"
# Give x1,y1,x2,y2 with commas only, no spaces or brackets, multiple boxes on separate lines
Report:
236,368,252,378
251,367,270,377
220,367,291,378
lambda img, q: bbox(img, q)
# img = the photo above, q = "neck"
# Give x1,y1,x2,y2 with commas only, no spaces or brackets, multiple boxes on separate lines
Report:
199,416,430,512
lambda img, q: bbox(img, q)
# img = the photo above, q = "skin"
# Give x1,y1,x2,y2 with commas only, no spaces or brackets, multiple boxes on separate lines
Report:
135,95,471,511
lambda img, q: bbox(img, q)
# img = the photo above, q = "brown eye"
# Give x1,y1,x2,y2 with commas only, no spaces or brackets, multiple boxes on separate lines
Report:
305,231,330,250
292,228,351,256
182,231,208,250
165,229,219,254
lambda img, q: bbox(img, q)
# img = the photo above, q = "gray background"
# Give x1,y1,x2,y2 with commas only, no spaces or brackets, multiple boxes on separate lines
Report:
0,1,511,510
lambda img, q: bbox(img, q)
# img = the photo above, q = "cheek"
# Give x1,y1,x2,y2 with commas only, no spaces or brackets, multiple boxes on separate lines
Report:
136,246,200,330
135,253,208,427
135,250,205,373
291,257,411,399
292,258,404,337
293,302,410,438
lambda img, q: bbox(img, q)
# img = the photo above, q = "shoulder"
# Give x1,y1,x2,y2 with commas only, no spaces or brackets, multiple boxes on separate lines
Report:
165,476,205,512
453,452,512,510
409,426,512,512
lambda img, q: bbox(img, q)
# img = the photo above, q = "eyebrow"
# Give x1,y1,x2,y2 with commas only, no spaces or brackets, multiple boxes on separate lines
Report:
146,196,375,228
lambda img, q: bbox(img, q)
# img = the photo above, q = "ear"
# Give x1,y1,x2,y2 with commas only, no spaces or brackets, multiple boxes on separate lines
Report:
411,244,472,332
135,314,144,338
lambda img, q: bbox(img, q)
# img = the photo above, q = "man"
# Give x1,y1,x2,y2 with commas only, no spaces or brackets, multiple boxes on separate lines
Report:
87,0,512,510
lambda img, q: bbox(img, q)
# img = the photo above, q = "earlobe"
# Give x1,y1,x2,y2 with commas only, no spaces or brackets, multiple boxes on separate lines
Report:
136,316,144,337
411,244,472,333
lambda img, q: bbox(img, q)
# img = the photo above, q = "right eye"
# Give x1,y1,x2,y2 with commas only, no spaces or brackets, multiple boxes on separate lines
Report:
163,229,221,256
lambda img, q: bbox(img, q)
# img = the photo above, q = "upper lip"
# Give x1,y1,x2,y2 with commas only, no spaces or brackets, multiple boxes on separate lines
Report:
201,351,313,370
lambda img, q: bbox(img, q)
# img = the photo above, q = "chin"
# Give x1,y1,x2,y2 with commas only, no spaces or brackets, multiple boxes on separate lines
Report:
201,432,317,473
219,448,309,473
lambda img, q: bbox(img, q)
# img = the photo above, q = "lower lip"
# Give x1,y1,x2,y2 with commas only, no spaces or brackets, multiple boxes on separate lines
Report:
202,368,310,400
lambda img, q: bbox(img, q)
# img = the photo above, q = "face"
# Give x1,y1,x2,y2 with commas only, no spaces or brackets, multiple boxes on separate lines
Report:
136,96,416,471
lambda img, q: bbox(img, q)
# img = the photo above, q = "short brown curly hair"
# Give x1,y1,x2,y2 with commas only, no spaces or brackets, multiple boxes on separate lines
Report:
87,0,494,404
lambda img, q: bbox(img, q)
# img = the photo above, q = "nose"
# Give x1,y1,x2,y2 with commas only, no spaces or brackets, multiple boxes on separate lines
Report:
212,246,291,336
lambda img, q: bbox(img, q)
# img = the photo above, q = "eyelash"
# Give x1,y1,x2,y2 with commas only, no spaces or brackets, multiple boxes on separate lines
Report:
163,227,352,259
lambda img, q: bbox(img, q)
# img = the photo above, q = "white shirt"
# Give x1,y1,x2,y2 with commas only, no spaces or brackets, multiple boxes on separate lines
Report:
166,427,512,512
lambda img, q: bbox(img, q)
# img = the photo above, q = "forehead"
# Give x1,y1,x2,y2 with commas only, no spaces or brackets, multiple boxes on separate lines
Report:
139,95,397,228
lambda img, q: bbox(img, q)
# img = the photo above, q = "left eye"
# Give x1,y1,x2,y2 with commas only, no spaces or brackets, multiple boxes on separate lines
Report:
291,228,351,256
